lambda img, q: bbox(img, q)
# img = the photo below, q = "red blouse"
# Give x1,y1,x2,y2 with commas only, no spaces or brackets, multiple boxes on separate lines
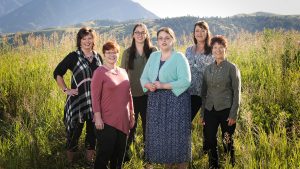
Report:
91,66,133,135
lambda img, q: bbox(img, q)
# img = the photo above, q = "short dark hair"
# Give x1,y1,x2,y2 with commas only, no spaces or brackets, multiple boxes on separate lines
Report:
102,41,120,54
76,27,96,50
211,35,228,48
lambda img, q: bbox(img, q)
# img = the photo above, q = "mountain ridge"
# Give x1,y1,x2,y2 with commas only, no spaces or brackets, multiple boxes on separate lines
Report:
1,15,300,45
0,0,158,33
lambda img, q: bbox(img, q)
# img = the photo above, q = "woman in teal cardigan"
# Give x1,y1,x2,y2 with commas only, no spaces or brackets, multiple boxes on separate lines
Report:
140,27,191,169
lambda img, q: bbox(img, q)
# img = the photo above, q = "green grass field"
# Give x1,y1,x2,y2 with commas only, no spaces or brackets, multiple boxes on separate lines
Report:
0,29,300,169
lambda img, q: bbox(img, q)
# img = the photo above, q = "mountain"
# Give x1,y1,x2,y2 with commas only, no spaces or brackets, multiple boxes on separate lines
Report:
85,15,300,40
233,12,279,17
2,14,300,45
0,0,158,33
0,0,31,17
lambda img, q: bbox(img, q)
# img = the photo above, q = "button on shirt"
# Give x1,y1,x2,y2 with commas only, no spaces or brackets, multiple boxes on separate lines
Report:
201,59,241,120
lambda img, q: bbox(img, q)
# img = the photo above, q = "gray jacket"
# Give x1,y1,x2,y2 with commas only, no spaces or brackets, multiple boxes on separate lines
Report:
201,60,241,120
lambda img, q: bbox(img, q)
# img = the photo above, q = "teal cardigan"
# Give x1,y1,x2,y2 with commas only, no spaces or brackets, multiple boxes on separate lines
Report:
140,51,191,96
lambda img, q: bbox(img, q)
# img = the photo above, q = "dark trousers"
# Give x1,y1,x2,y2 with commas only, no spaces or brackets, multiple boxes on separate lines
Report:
191,95,202,121
125,95,147,161
190,95,208,152
66,119,96,151
94,124,127,169
204,108,236,168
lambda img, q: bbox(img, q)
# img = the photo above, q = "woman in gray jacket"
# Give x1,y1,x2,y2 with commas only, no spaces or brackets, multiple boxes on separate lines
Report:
201,35,241,168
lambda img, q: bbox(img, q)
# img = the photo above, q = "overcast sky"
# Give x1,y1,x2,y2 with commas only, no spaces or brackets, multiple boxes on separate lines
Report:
132,0,300,18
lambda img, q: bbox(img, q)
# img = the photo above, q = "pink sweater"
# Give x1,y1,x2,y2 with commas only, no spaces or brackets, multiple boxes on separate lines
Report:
91,66,133,135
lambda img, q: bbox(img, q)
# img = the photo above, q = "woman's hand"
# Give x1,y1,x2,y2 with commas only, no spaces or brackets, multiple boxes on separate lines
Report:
94,113,104,130
227,118,236,126
129,114,135,129
144,83,156,92
154,81,171,90
65,88,78,96
200,118,205,125
153,81,163,89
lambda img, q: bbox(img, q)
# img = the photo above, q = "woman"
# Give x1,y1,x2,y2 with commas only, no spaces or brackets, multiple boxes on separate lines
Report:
185,21,214,154
140,27,191,169
53,27,102,163
120,23,157,162
201,35,241,168
91,41,135,169
186,21,214,121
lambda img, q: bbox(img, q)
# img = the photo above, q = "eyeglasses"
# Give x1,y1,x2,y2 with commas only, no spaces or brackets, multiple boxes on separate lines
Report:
134,31,146,36
105,51,117,55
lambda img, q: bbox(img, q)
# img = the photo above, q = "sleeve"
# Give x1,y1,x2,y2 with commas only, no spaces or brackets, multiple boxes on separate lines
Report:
229,65,241,120
129,89,134,113
169,53,191,96
124,69,134,113
53,53,74,80
201,68,208,118
91,68,104,113
140,54,153,93
120,49,128,70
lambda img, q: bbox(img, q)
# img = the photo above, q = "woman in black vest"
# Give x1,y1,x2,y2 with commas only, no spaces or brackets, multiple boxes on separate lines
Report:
53,27,102,164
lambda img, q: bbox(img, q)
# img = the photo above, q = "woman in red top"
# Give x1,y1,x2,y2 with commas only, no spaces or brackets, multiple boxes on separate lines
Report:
91,41,135,169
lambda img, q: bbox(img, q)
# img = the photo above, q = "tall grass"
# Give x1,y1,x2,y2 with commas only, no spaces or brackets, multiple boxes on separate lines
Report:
0,30,299,169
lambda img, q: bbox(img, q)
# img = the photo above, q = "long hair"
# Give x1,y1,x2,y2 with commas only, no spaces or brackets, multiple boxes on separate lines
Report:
128,23,153,70
193,21,211,55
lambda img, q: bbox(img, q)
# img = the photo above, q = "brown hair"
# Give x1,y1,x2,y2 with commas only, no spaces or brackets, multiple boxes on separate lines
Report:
76,27,96,50
102,41,120,54
128,23,154,70
157,27,176,42
210,35,228,48
193,21,211,55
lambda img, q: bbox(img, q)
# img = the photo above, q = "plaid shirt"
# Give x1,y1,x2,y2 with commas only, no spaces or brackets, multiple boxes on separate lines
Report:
54,50,102,131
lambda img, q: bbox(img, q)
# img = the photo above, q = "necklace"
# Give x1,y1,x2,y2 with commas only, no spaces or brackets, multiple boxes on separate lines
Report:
103,65,119,75
85,55,93,62
82,50,94,62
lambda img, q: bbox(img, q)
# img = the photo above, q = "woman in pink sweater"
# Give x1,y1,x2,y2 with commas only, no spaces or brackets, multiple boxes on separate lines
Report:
91,41,135,169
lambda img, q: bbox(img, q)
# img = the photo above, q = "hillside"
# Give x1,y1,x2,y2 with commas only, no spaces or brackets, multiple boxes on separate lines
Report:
0,0,158,33
0,29,299,169
2,14,300,45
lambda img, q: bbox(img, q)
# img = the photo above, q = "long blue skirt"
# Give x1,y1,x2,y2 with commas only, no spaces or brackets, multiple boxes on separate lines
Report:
145,90,191,163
